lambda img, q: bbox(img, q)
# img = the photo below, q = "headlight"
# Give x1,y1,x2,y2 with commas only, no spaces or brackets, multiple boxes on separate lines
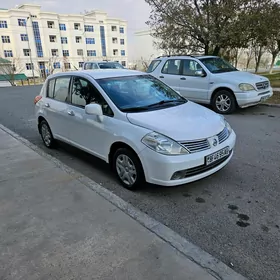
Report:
141,132,189,155
225,120,232,134
239,83,255,91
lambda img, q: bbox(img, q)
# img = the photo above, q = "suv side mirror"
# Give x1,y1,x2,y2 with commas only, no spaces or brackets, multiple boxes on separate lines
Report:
195,69,206,77
85,103,103,121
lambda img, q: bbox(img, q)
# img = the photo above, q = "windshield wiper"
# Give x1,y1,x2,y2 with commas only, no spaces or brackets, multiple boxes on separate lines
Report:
147,99,186,108
122,107,150,113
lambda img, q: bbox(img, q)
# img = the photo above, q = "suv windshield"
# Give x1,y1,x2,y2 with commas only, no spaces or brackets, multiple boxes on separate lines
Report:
199,57,237,74
98,62,124,69
96,75,187,113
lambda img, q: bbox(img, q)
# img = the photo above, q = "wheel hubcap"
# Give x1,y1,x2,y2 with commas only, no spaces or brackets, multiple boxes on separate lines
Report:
216,94,231,112
116,154,137,186
41,124,51,146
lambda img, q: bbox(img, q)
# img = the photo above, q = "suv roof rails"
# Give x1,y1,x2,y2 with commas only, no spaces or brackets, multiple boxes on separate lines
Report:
156,54,205,59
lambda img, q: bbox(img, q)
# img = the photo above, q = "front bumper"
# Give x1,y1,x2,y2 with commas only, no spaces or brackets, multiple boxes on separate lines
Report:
235,88,273,108
139,131,236,186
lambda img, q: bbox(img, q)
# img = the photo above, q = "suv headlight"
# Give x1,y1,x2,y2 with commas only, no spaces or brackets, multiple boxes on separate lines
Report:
239,83,255,91
141,132,189,155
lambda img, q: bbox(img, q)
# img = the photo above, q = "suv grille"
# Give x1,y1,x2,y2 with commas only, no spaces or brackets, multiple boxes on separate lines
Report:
256,81,269,91
180,127,230,153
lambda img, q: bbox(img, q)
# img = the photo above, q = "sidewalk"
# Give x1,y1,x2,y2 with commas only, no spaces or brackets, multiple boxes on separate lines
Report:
0,127,240,280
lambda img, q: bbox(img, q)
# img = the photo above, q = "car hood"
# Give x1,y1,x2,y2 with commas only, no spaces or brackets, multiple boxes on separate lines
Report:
126,102,225,141
216,71,269,84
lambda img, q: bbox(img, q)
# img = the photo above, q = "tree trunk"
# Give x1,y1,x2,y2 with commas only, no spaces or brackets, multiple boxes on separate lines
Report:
204,43,209,55
212,46,221,56
255,47,263,73
269,53,277,74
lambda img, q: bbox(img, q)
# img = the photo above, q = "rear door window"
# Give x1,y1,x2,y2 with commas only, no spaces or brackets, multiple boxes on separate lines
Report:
161,59,182,75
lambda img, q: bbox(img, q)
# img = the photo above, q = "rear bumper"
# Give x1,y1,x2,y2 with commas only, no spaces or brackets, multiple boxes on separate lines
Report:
235,88,273,108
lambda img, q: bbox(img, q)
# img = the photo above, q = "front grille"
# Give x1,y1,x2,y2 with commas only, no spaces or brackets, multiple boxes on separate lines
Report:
183,150,232,178
256,81,269,91
217,127,229,144
180,139,210,153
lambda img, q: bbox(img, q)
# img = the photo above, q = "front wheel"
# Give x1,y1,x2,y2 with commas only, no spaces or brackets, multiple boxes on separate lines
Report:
212,90,236,114
112,148,145,190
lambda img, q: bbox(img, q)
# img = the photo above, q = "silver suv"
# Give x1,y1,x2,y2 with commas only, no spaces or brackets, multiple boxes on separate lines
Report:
147,55,272,114
83,61,125,70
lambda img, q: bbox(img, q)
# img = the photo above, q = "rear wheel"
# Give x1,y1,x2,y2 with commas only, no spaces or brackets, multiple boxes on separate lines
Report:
112,148,145,190
39,120,55,148
212,90,236,114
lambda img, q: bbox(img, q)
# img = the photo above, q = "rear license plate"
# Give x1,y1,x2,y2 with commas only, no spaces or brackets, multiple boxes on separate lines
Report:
261,96,269,102
206,147,230,166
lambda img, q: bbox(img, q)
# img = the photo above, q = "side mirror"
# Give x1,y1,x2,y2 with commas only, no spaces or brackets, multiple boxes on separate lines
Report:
85,103,103,121
195,69,206,77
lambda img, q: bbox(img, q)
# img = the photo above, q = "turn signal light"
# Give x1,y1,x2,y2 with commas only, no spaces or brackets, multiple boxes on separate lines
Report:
34,95,42,104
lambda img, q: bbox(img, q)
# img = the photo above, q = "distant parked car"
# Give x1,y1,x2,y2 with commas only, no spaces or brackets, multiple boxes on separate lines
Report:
34,69,236,189
147,55,273,114
83,61,125,70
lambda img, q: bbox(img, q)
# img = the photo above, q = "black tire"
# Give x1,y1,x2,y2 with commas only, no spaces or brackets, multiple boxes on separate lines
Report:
112,148,145,190
39,120,56,148
211,90,236,114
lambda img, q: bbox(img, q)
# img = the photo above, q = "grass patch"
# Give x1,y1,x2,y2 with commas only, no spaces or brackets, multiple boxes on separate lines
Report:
260,72,280,88
267,91,280,104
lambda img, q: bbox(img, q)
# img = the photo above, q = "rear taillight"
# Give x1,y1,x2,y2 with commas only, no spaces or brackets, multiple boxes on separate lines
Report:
34,95,42,104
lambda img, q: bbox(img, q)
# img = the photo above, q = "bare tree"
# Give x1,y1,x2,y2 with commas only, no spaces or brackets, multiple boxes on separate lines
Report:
0,57,24,86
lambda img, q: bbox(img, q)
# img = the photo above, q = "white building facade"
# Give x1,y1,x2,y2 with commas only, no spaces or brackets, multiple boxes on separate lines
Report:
0,4,128,78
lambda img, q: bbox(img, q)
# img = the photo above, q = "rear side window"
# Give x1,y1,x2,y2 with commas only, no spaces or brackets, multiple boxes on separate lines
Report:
162,59,182,75
147,60,161,73
84,62,98,70
47,77,71,103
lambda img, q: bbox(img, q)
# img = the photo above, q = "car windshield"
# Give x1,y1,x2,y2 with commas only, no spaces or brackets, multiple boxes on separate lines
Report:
96,75,187,113
98,62,124,69
199,57,238,73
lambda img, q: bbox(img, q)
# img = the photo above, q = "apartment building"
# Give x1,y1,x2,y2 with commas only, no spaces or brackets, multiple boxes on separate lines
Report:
0,4,128,77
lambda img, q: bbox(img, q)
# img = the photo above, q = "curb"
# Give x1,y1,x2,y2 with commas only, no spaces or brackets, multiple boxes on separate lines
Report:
0,123,248,280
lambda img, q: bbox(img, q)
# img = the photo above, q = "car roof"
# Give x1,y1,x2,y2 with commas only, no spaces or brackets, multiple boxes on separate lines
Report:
49,69,146,80
154,55,218,60
84,61,121,64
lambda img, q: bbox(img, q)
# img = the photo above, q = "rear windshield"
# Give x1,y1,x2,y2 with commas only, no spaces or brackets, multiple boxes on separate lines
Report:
147,60,161,73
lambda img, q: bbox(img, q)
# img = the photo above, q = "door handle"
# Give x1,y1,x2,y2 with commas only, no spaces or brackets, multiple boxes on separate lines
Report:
67,110,75,116
159,76,164,78
180,77,186,80
45,103,50,107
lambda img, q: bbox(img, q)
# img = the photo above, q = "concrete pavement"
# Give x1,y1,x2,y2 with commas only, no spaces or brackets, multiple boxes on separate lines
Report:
0,126,241,280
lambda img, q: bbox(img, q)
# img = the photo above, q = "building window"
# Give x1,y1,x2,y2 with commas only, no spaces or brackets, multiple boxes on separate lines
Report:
49,35,57,42
120,27,124,34
111,26,117,31
84,25,94,32
76,36,82,43
77,49,84,56
26,63,34,70
47,21,55,28
4,50,13,57
1,36,10,43
32,21,44,57
121,61,126,67
121,50,126,56
59,23,66,31
112,38,118,44
86,38,95,44
62,50,69,56
79,62,84,68
87,50,96,57
18,19,26,26
0,21,8,28
20,34,28,41
120,39,125,45
51,49,58,56
31,15,37,19
113,49,118,56
64,63,71,70
100,26,106,56
53,62,60,69
23,49,31,56
74,23,80,30
61,37,68,44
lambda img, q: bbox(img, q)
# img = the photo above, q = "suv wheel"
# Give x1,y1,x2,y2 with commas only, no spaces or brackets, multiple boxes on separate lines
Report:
212,90,236,114
39,120,55,148
112,148,145,190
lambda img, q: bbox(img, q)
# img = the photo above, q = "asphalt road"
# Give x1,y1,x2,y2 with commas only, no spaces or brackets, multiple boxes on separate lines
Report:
1,85,280,280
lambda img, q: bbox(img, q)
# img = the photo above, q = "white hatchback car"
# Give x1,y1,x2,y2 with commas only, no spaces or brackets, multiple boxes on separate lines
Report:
148,55,273,114
34,70,236,189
